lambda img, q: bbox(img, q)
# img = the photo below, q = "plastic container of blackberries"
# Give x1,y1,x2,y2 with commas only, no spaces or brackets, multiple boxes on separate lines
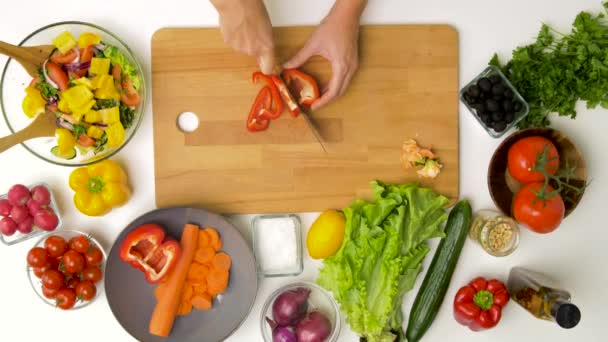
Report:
460,66,530,138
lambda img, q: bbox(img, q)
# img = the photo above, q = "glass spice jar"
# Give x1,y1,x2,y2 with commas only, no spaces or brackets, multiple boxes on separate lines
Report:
469,210,519,257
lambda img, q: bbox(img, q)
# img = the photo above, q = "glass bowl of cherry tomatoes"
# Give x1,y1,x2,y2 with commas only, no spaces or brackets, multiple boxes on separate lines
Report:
26,230,106,310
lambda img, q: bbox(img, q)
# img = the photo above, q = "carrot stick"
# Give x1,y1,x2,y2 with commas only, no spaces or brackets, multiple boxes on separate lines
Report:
149,223,199,337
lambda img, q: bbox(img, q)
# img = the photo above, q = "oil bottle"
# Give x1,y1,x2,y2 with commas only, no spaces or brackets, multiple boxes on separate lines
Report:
507,267,581,329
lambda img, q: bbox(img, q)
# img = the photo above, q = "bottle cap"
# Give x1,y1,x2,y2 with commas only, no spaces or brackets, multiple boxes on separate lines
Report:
556,303,581,329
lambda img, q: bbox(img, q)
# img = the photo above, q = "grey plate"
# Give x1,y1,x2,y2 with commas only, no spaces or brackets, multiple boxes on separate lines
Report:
105,207,258,342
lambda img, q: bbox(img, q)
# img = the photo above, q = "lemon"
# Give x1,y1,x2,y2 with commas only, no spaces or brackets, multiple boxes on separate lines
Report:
307,210,346,259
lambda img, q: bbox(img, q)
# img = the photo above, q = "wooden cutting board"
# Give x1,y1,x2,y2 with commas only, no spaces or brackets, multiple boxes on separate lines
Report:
152,25,459,214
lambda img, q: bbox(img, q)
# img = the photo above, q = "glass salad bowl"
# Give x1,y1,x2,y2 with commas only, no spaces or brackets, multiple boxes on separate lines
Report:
0,21,146,166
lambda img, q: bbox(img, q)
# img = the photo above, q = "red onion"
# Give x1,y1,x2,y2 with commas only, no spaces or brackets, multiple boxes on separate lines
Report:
296,311,332,342
70,46,80,64
273,326,297,342
63,60,91,72
272,287,311,326
42,60,58,89
56,117,73,130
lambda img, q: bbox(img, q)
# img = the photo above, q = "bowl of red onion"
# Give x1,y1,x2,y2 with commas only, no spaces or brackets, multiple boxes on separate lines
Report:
261,282,341,342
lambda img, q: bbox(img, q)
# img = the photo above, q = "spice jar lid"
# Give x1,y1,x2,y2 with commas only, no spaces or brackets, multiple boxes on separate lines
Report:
556,303,581,329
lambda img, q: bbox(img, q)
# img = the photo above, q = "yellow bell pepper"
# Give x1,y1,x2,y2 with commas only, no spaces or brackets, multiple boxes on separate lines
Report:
71,99,96,119
58,98,71,113
106,122,125,147
94,75,120,100
77,32,101,48
84,110,102,123
56,128,76,155
90,58,110,75
99,106,120,125
62,85,94,112
53,31,77,54
22,87,46,118
87,126,104,139
72,77,95,89
69,159,131,216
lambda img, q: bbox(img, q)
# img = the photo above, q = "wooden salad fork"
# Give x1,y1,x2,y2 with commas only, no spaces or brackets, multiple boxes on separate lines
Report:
0,41,54,78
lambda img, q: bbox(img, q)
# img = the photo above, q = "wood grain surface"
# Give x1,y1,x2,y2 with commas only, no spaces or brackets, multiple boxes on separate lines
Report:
152,25,459,214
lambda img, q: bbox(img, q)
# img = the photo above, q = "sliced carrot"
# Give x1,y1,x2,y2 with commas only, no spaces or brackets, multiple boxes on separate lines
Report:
182,283,194,302
192,294,213,310
203,228,221,251
194,247,216,265
154,282,168,301
212,252,232,271
187,263,210,281
149,223,199,337
198,230,210,248
214,238,223,252
192,281,208,295
207,268,229,296
177,299,192,316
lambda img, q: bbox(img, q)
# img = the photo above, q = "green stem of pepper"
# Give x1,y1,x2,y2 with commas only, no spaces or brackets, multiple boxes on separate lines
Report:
87,176,104,194
473,290,494,311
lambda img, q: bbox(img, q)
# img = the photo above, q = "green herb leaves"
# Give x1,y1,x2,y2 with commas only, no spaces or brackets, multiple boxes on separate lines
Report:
491,8,608,128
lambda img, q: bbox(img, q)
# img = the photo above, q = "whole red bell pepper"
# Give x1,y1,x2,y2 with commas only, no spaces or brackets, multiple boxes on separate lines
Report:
119,223,181,284
453,277,510,331
281,68,320,108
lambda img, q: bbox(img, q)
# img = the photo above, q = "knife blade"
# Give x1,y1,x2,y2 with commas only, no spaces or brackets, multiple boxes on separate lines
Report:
273,73,328,153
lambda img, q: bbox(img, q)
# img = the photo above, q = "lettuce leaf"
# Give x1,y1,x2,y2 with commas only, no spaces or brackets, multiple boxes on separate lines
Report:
103,45,142,90
317,181,448,341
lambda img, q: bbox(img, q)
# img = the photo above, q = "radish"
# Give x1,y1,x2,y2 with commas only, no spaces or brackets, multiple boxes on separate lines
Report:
10,205,29,224
17,216,34,234
27,198,44,215
31,185,51,205
0,217,17,236
7,184,31,206
0,199,12,216
34,209,59,231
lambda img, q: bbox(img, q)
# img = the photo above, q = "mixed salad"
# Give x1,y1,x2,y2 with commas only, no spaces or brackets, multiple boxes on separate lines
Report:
21,31,142,159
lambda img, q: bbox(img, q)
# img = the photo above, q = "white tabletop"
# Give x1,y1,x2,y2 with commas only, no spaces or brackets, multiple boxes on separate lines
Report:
0,0,606,341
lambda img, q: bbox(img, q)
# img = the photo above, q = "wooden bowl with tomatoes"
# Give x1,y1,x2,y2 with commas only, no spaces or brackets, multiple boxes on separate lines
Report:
488,128,587,234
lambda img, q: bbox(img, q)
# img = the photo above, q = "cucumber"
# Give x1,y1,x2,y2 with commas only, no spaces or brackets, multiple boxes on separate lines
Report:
405,200,472,342
51,146,76,160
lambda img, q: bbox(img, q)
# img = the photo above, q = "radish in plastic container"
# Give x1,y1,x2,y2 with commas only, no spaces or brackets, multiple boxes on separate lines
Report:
0,199,12,216
34,209,59,231
17,216,34,234
7,184,31,206
27,198,44,214
0,217,17,236
31,185,51,205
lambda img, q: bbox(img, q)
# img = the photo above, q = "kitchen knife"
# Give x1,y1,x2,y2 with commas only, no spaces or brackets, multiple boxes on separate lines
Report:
273,72,328,153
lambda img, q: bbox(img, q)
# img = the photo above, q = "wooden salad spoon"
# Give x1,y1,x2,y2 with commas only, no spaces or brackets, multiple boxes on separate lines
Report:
0,41,54,78
0,110,56,154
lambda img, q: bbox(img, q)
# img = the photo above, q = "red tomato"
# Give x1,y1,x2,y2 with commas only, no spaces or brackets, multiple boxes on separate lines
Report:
27,247,49,268
45,62,69,91
69,235,90,254
50,49,78,65
44,235,68,258
55,288,77,310
120,76,140,107
508,136,559,184
63,250,85,274
29,77,41,88
67,276,81,289
82,266,103,283
75,280,97,301
42,286,59,299
77,134,96,147
41,269,65,290
74,46,94,77
85,246,103,267
513,183,565,234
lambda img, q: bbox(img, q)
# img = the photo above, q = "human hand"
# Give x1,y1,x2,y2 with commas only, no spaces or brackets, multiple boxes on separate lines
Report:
284,0,367,110
211,0,275,74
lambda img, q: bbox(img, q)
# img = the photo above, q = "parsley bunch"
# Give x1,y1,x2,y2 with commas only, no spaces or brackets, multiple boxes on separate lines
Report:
491,4,608,128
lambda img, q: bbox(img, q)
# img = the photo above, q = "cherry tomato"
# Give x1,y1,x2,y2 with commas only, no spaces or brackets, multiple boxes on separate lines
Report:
44,235,68,258
63,250,85,274
67,276,81,289
45,62,69,91
55,288,77,310
120,76,140,107
77,135,96,147
42,286,59,299
74,46,95,77
513,183,565,234
75,280,97,301
41,269,65,290
27,247,49,268
33,264,51,278
508,136,560,184
69,235,90,254
84,246,103,267
50,49,78,65
82,266,103,283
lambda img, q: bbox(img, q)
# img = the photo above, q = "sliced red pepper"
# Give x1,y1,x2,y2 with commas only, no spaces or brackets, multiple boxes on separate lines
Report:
246,86,271,132
119,223,182,284
271,75,301,117
453,277,509,331
281,68,320,108
252,72,283,120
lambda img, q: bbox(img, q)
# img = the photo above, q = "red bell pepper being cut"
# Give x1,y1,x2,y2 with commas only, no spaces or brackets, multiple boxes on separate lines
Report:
281,68,320,108
119,223,181,284
272,74,301,117
252,71,283,120
246,86,272,132
453,277,510,331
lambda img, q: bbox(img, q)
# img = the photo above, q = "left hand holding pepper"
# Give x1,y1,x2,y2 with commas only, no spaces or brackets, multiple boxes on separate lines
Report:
453,277,510,331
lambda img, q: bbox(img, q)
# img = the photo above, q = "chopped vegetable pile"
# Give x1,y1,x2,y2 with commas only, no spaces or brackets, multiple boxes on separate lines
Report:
22,31,141,159
491,4,608,128
317,181,449,342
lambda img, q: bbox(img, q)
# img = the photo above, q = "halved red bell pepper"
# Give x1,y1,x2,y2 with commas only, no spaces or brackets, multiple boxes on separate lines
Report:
252,71,283,120
453,277,510,331
119,223,181,284
246,86,272,132
272,75,301,117
281,68,320,108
